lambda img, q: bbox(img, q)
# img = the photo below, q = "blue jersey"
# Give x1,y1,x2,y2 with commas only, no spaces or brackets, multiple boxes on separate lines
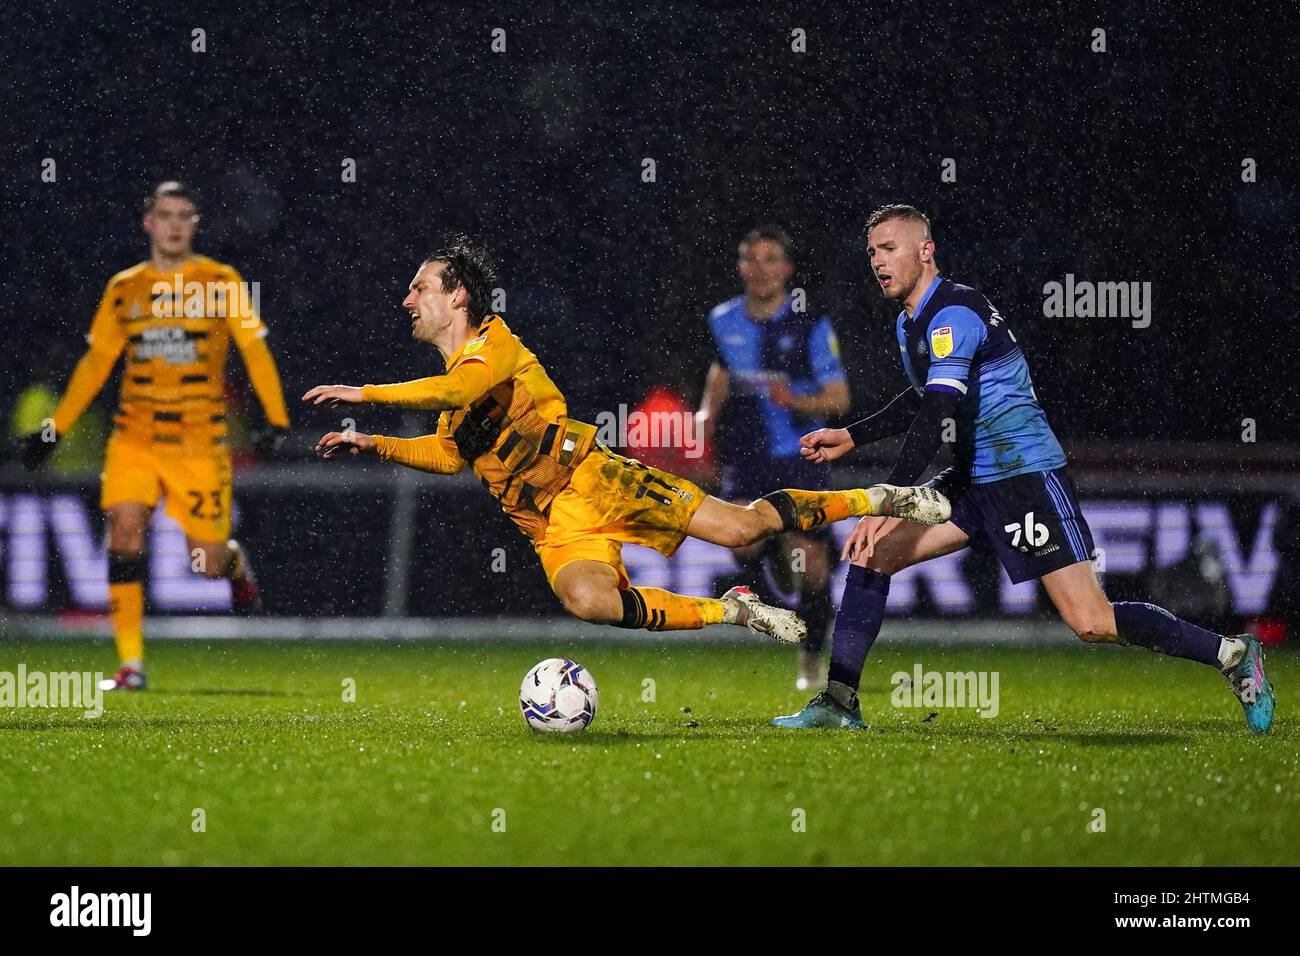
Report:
709,295,846,463
897,276,1066,484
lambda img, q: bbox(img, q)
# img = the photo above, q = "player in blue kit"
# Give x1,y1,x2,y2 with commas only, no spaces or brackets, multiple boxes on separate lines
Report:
697,226,851,688
773,204,1276,733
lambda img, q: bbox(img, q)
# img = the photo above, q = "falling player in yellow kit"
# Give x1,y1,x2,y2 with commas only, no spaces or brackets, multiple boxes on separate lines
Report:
304,236,949,640
19,181,291,690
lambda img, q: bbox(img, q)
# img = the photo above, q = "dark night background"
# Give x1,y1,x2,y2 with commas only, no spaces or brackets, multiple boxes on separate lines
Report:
3,0,1298,448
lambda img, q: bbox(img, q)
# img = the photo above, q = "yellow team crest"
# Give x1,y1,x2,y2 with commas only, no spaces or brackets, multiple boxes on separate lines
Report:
930,326,953,359
463,334,488,356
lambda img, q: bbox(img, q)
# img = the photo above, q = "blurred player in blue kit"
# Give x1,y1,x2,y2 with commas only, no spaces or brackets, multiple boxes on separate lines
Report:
697,227,851,689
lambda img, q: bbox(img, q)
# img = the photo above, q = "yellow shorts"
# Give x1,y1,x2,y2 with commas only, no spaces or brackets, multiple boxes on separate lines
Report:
536,445,707,590
100,434,233,541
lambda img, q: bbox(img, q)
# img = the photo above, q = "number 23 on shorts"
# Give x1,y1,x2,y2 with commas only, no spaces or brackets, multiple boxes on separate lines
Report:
187,489,225,518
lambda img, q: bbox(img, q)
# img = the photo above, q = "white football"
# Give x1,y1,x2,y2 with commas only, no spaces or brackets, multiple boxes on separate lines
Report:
519,658,599,733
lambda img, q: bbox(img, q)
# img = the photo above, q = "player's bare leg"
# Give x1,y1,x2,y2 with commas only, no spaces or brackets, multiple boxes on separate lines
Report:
774,519,971,728
189,537,263,612
679,487,952,647
684,485,950,552
1041,560,1275,733
551,561,625,624
551,559,807,644
102,502,151,691
1039,561,1118,643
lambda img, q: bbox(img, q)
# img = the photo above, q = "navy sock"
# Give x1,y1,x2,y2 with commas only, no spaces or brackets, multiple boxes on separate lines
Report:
827,565,890,691
1111,601,1223,668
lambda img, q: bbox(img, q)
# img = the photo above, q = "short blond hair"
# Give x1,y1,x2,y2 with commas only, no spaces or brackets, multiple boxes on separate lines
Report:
865,204,931,239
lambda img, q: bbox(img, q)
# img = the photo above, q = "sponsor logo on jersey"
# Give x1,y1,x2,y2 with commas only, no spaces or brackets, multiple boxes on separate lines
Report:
931,326,954,359
134,326,198,365
463,334,488,356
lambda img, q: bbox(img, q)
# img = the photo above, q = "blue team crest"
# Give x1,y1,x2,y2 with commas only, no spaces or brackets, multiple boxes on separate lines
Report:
916,337,928,356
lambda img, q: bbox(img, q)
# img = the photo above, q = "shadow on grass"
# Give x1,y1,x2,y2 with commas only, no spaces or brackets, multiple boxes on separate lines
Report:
528,717,770,744
0,715,240,732
0,711,345,733
153,688,295,698
854,724,1194,747
540,719,1202,747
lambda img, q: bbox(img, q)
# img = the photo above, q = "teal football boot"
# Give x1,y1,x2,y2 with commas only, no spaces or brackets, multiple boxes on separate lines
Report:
771,689,864,729
1223,636,1275,734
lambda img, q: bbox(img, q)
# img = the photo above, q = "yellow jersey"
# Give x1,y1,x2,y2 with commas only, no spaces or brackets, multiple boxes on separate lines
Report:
52,255,289,457
367,315,598,542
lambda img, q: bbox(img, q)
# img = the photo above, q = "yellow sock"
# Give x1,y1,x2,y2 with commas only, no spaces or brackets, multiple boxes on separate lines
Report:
761,488,876,532
619,587,725,631
108,580,144,666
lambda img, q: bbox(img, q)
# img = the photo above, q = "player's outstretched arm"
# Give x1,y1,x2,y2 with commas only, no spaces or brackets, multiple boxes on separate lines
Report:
360,362,496,412
882,386,960,486
800,387,923,463
301,361,496,413
308,318,520,412
302,384,366,407
798,427,855,463
846,388,923,447
315,429,466,475
314,430,376,458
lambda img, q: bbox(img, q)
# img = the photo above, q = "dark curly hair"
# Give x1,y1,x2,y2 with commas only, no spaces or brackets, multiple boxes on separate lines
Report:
423,234,499,324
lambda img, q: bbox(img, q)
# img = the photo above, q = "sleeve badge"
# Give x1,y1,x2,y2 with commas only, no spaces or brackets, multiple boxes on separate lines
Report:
930,326,953,359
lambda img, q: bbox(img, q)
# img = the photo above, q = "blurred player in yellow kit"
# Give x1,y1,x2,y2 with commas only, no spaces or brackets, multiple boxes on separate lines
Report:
305,235,949,641
19,181,291,690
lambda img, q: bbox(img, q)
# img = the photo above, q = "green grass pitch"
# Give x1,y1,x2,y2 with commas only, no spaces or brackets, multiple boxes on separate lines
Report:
0,636,1294,866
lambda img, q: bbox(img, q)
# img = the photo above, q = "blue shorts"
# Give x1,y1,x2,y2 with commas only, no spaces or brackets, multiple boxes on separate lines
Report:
949,467,1095,584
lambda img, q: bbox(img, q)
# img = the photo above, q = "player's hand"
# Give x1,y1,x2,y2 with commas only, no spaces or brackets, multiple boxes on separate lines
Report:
767,379,795,409
799,427,853,463
302,384,364,407
251,425,290,459
315,431,376,459
18,432,58,470
841,515,900,563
